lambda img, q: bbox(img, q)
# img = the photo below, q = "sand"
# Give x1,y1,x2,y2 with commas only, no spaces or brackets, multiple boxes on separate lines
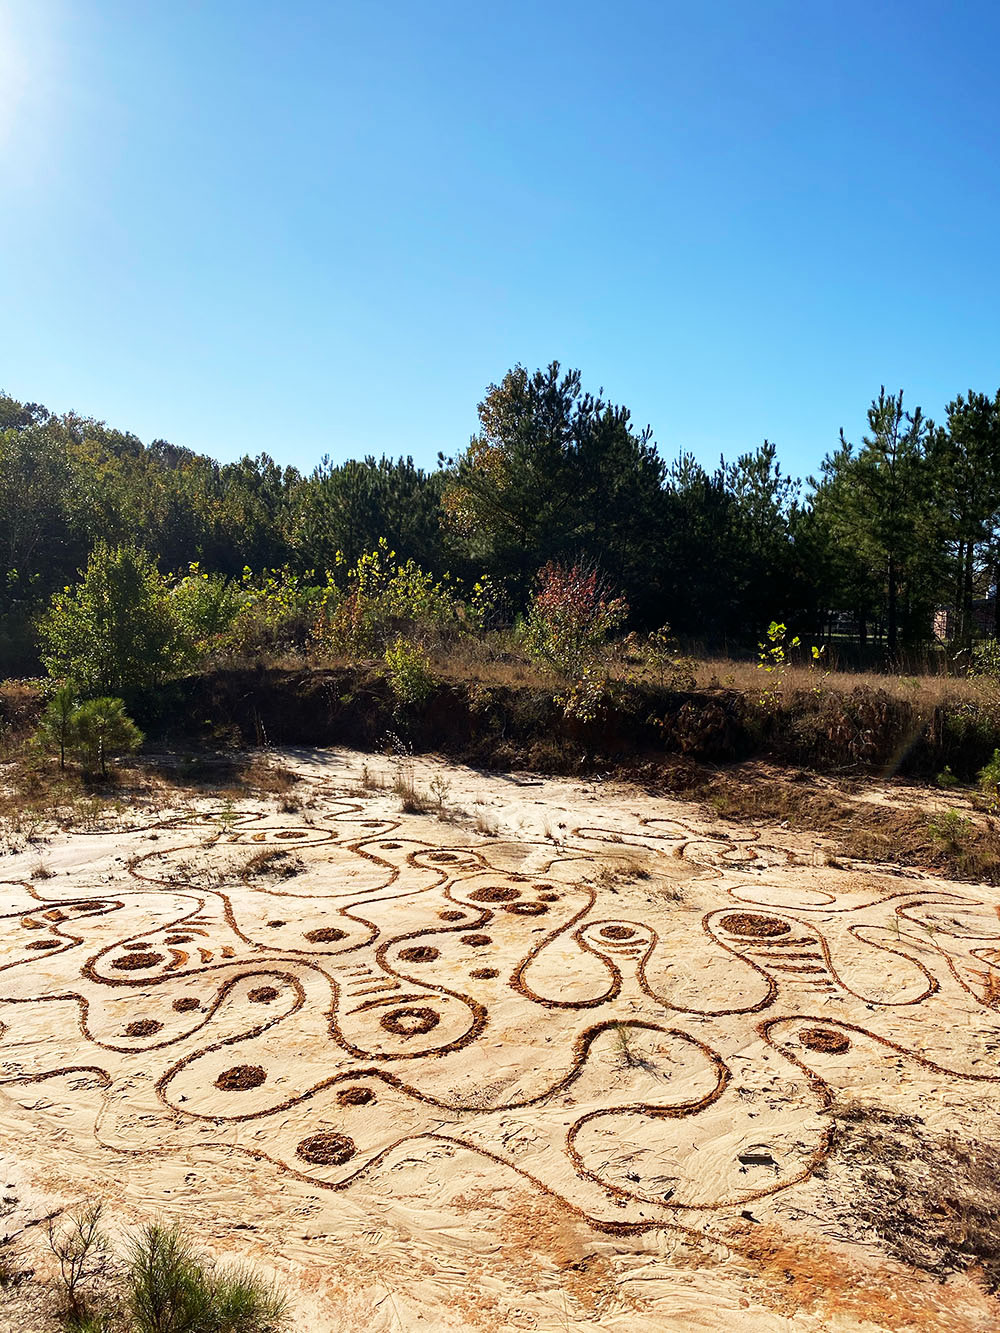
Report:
0,748,998,1331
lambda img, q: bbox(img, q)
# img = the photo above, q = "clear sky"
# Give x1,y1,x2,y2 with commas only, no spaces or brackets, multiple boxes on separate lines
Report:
1,1,998,481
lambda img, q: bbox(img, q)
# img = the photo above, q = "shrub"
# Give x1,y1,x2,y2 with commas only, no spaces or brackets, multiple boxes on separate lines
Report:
216,569,324,660
35,681,78,768
927,808,972,854
628,624,696,690
126,1222,287,1333
969,639,1000,679
383,636,435,708
978,748,1000,811
38,542,181,694
314,539,491,657
47,1202,108,1328
523,562,628,680
206,1265,289,1333
71,697,143,777
169,566,246,658
554,662,611,723
126,1223,212,1333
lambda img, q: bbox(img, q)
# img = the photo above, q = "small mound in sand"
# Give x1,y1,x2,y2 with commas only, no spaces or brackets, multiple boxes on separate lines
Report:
718,912,791,938
215,1064,266,1091
469,886,521,903
124,1019,162,1037
398,946,439,963
112,951,164,970
296,1132,356,1166
336,1086,375,1106
800,1027,851,1053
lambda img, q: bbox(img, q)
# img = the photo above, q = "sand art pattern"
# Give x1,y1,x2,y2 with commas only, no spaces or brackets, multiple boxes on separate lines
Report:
3,766,1000,1255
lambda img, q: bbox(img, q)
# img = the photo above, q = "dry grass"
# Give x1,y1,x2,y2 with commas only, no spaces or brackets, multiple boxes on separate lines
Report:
698,764,1000,882
690,657,997,708
241,849,304,881
826,1103,1000,1291
321,631,1000,710
392,765,431,814
593,854,653,890
474,808,499,837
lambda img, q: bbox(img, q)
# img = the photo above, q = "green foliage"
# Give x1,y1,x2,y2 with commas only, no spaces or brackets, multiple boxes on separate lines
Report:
642,625,696,690
383,636,435,709
442,362,667,611
214,568,323,660
4,371,1000,666
812,387,940,654
126,1222,287,1333
289,454,445,573
126,1223,215,1333
36,682,79,768
316,539,488,657
927,808,972,854
204,1266,289,1333
758,621,801,673
554,661,611,723
169,565,246,655
969,639,1000,679
70,697,143,777
936,765,959,788
978,748,1000,811
38,542,180,694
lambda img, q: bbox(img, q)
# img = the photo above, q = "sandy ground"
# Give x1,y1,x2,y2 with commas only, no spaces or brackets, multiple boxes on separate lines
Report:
1,748,999,1331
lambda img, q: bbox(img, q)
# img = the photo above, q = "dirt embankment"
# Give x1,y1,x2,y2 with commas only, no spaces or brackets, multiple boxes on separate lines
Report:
137,665,1000,784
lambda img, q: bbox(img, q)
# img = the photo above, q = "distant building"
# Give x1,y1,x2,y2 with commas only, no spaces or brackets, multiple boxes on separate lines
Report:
933,597,996,642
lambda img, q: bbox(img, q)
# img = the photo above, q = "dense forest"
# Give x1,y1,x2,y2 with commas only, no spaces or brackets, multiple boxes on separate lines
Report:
3,363,1000,677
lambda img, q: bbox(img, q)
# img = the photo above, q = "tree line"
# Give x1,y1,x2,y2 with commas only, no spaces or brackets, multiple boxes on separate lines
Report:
3,363,1000,669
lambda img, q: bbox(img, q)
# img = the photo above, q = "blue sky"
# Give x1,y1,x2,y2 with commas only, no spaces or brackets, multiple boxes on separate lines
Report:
1,1,998,481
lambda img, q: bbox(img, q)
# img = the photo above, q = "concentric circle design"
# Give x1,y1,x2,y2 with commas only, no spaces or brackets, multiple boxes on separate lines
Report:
380,1006,440,1037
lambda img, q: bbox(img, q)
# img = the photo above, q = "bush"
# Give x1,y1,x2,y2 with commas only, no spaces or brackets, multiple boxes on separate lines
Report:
127,1223,213,1333
47,1202,108,1328
927,808,972,855
978,748,1000,811
169,566,246,657
35,681,78,768
314,539,490,657
383,636,435,708
523,561,628,679
126,1222,287,1333
624,624,696,690
71,697,143,777
38,543,181,694
969,639,1000,679
216,569,324,660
